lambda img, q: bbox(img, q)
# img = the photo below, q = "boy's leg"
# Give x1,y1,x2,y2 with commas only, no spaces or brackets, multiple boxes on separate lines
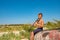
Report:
30,31,34,40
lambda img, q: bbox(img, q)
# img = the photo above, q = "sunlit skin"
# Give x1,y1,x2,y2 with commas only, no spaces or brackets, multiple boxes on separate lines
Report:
34,14,44,28
30,14,44,40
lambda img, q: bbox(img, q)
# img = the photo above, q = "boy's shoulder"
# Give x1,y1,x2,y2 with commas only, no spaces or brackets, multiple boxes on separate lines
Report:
40,19,44,23
40,19,44,21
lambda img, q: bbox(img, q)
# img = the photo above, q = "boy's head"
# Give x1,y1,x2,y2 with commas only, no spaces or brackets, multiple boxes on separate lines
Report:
38,13,43,19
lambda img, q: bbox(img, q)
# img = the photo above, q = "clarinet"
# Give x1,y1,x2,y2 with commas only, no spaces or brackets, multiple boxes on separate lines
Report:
33,18,40,26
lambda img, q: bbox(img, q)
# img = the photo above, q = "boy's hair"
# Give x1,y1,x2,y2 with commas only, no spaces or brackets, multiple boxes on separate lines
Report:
38,13,43,17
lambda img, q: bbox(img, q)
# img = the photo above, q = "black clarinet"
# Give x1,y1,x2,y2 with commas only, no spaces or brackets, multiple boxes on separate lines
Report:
33,18,40,26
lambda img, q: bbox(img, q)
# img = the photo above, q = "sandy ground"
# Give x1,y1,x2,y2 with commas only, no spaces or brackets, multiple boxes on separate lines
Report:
0,31,20,36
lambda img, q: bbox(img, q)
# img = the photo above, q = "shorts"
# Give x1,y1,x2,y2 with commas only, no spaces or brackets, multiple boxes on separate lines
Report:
33,28,43,35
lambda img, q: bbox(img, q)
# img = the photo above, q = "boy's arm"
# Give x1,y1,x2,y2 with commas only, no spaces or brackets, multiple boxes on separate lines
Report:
37,20,44,28
33,22,37,27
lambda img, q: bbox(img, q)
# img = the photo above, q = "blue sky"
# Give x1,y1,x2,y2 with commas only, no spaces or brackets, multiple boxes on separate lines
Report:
0,0,60,24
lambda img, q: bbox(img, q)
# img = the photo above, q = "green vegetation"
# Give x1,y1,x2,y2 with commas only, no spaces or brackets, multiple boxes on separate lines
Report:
0,24,35,40
0,32,21,40
0,24,35,32
0,20,60,40
45,20,60,30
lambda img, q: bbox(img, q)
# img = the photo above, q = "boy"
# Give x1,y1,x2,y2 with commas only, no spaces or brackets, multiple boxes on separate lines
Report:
30,13,44,40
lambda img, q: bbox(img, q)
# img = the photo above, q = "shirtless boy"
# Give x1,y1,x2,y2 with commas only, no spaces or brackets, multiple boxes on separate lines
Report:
30,13,44,40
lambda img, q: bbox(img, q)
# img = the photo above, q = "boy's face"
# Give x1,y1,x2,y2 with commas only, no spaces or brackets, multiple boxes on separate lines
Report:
38,15,42,19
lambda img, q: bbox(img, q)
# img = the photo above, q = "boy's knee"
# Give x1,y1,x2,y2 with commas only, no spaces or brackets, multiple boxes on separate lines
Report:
30,31,34,35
